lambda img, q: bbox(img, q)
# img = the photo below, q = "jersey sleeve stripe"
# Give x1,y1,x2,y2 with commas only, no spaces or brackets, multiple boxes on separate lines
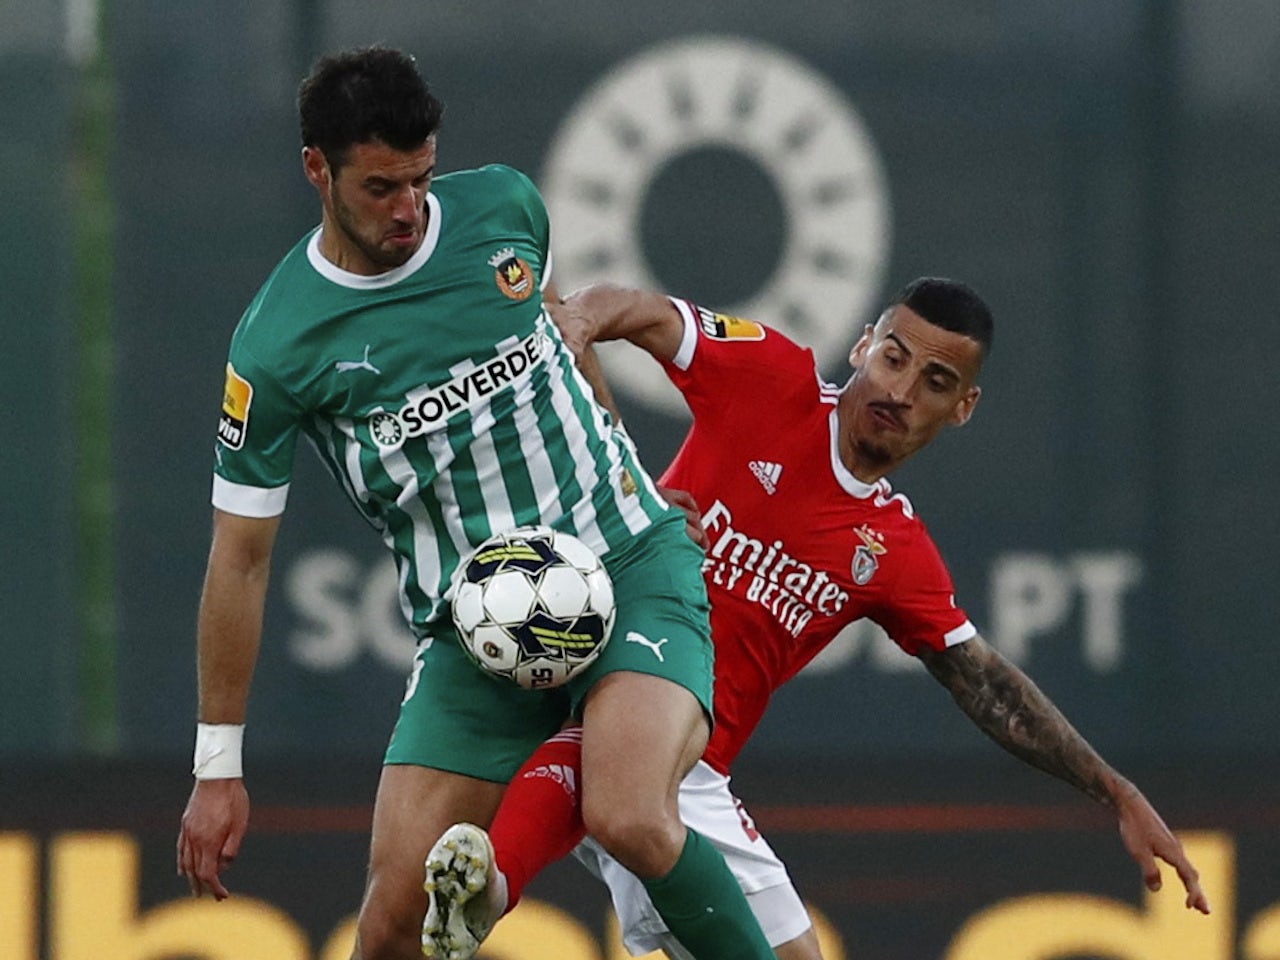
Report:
943,621,977,647
667,297,699,371
540,247,554,291
211,475,289,517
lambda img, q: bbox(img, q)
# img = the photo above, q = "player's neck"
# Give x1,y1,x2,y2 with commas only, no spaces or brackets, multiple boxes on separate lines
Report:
835,416,890,485
314,209,428,277
848,457,890,486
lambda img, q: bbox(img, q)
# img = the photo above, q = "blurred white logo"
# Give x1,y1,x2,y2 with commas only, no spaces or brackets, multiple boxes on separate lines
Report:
542,35,891,415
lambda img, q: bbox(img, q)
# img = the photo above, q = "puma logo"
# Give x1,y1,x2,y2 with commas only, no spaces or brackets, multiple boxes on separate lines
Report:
624,631,669,662
335,345,381,375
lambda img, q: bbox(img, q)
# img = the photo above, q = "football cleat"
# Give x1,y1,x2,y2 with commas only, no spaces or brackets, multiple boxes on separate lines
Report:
421,823,507,959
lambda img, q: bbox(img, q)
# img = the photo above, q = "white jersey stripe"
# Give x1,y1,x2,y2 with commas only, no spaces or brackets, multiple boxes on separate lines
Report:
511,366,566,526
375,435,446,620
544,316,662,537
545,361,609,551
468,425,517,539
426,428,472,608
309,417,369,520
334,417,375,510
611,424,667,515
549,349,643,537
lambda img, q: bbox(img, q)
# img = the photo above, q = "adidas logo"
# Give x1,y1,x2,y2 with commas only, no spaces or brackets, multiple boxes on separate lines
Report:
523,763,578,798
748,460,782,495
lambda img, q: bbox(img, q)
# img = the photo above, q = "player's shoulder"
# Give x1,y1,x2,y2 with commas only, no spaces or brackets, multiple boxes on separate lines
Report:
678,300,819,374
434,164,548,238
435,163,541,204
230,233,318,357
862,477,952,565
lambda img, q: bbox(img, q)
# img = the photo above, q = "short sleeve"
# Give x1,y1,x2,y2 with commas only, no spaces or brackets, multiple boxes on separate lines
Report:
872,527,975,655
211,341,303,517
660,299,818,423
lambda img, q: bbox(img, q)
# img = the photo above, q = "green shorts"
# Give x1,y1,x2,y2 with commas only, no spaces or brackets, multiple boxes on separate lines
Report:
385,511,715,782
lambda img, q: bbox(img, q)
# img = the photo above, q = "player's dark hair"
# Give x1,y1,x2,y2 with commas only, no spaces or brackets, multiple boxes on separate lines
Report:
298,46,445,173
891,277,994,354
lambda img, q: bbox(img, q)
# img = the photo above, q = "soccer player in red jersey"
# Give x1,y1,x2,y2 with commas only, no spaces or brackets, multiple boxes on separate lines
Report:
423,278,1210,959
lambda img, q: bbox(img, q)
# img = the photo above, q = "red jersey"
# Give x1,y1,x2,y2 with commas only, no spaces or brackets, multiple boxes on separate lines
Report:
659,299,975,774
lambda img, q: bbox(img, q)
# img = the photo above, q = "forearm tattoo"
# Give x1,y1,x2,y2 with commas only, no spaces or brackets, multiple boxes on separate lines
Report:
920,640,1116,806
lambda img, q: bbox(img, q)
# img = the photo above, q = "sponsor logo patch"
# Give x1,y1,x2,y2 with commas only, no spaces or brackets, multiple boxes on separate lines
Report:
369,411,403,447
701,499,849,637
218,363,253,450
696,305,765,342
370,330,550,448
490,246,536,301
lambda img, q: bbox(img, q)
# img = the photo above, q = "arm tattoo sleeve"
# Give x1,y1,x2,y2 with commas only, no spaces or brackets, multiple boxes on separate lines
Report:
918,636,1118,806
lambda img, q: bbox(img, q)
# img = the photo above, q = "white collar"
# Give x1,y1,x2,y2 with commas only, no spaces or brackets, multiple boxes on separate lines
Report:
306,192,443,289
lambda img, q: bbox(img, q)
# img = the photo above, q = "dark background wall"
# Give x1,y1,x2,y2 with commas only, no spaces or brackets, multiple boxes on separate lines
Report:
86,0,1280,764
0,2,80,754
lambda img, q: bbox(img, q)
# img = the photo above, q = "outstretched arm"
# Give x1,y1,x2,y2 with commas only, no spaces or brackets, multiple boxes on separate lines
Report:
917,633,1210,914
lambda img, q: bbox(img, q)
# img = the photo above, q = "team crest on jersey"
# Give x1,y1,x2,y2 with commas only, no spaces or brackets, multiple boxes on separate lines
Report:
851,524,887,585
217,363,253,450
695,305,765,342
489,247,536,301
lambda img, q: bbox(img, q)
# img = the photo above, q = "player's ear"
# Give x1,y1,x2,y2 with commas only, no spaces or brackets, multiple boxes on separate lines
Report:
951,385,981,426
302,146,331,191
848,324,875,367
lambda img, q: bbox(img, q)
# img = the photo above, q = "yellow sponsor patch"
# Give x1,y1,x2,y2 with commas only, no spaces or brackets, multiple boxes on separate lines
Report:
696,306,765,341
217,363,253,450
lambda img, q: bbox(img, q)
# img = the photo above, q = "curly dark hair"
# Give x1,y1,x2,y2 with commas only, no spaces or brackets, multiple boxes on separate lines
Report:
298,46,445,173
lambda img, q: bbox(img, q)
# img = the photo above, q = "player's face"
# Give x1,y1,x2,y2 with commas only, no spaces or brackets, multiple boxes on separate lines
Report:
838,304,983,481
304,137,436,275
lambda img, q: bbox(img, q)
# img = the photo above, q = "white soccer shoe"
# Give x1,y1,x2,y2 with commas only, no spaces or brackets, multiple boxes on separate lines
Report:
421,822,507,959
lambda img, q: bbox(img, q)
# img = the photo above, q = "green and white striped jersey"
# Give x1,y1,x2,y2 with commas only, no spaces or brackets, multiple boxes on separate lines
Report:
213,164,669,635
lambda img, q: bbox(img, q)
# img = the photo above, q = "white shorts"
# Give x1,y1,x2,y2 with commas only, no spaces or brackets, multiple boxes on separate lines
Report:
572,760,811,958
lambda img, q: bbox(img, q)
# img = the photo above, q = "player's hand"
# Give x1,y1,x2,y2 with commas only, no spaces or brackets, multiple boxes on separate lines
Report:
177,777,250,900
657,485,709,550
1114,781,1210,914
547,298,593,358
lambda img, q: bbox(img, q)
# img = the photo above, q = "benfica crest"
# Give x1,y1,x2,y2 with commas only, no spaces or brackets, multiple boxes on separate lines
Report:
852,524,887,585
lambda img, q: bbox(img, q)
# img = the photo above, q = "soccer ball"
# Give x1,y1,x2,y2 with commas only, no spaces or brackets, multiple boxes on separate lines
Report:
451,525,616,689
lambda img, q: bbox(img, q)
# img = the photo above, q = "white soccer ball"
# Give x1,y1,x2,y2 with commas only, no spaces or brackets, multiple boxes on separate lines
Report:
451,525,616,689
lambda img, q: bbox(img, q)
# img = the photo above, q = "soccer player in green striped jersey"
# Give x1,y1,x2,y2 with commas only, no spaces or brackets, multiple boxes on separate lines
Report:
174,46,775,960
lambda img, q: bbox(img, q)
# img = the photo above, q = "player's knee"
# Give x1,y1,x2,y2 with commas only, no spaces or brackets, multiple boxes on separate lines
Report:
583,799,684,879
